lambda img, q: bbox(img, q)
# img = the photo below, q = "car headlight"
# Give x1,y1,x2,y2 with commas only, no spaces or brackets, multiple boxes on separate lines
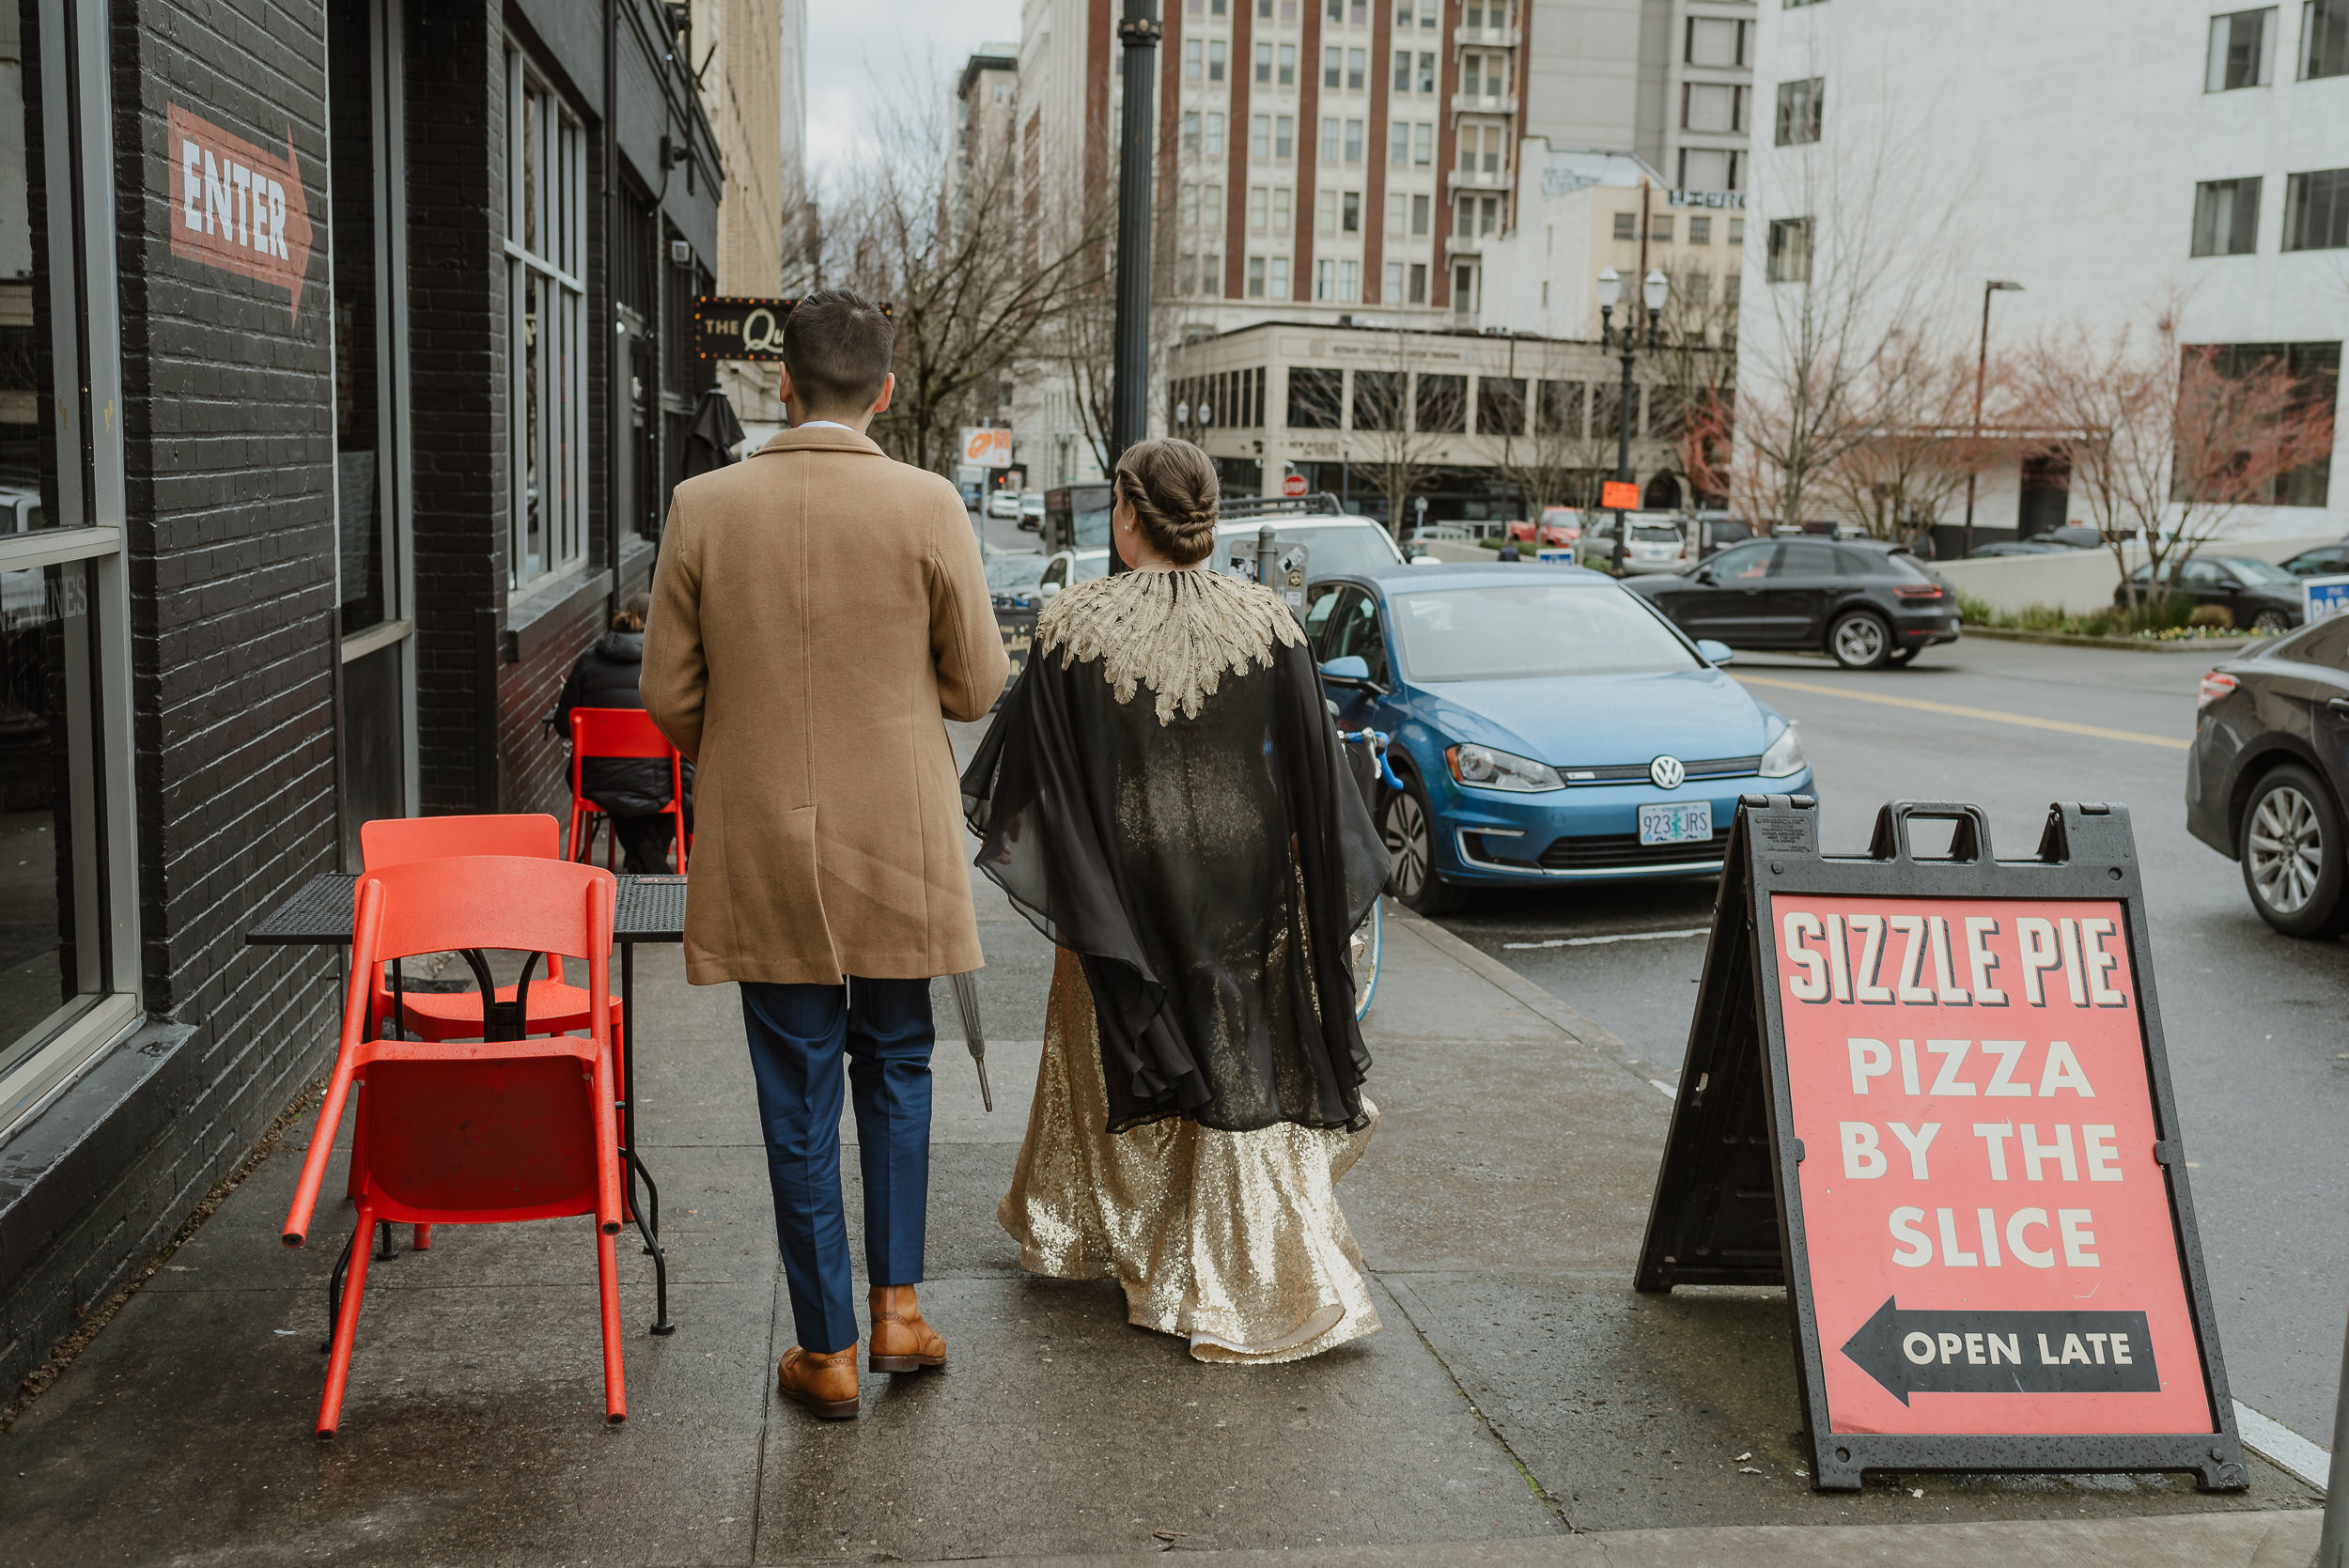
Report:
1446,743,1565,792
1760,722,1807,779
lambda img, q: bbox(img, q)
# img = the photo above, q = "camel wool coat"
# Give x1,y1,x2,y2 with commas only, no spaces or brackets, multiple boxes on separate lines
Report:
640,425,1011,986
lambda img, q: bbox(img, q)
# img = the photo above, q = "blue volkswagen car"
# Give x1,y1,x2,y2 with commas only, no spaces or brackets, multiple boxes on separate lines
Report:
1306,563,1815,913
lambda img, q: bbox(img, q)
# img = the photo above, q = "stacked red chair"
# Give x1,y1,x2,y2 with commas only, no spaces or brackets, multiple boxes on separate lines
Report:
566,708,691,872
282,855,628,1436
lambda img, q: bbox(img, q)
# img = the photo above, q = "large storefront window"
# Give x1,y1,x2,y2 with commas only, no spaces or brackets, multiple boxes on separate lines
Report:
0,0,137,1120
506,52,585,587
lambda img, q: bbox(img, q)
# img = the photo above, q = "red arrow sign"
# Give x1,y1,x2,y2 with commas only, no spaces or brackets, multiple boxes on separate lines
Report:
167,103,314,324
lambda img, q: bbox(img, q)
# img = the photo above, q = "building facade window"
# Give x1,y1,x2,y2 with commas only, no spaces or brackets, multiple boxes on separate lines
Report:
1252,114,1269,157
1417,51,1437,92
1419,371,1468,427
1685,82,1748,133
506,54,588,587
1290,365,1343,426
1689,214,1712,244
1274,186,1292,229
1679,147,1743,192
1321,116,1339,160
1391,120,1409,164
1249,256,1268,296
1185,39,1203,81
1,0,141,1115
1206,113,1225,155
1257,42,1273,82
2305,0,2349,78
1477,376,1525,435
1413,123,1434,163
2284,167,2349,249
1766,216,1812,282
2192,177,2263,256
1345,119,1363,161
2207,8,2278,88
1315,257,1335,299
1409,262,1427,302
1412,193,1431,234
1387,191,1405,233
1319,188,1338,232
1280,44,1297,85
1250,186,1269,228
1347,48,1365,89
1686,16,1750,65
1651,213,1673,242
1276,116,1295,157
1210,40,1227,81
1385,260,1404,299
1342,190,1361,230
1613,210,1637,240
1339,259,1360,301
1271,256,1291,295
1773,77,1822,146
1324,46,1341,86
2198,342,2341,505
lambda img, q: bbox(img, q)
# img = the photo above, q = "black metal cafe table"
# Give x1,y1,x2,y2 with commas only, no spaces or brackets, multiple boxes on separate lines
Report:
245,871,688,1336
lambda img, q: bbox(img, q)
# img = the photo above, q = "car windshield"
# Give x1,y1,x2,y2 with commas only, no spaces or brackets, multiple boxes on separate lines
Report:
1390,583,1703,681
1218,522,1404,575
2224,557,2297,585
985,554,1045,593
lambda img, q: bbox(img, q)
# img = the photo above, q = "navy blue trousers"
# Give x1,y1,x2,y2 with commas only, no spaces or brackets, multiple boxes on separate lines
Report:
739,976,935,1354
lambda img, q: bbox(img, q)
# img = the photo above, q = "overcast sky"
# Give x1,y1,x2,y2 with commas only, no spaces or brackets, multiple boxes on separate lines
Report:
804,0,1023,194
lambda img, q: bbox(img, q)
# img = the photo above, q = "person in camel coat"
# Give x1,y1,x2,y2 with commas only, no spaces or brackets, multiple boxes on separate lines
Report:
640,288,1009,1421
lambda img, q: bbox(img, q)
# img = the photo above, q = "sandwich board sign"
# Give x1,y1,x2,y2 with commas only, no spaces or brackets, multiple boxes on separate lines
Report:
1636,796,2246,1492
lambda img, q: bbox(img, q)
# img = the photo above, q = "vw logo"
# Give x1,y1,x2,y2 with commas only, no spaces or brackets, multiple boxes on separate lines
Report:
1650,754,1686,790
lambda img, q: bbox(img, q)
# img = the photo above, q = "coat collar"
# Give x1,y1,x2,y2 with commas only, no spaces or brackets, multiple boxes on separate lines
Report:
753,425,885,459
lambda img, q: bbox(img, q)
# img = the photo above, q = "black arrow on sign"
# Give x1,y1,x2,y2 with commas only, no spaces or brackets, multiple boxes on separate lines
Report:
1839,1297,2161,1405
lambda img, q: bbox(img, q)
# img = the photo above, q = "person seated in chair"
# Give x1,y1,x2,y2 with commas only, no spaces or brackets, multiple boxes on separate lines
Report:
555,593,692,872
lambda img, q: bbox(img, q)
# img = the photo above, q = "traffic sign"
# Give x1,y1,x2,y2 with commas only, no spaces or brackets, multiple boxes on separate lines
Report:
2303,572,2349,623
1283,473,1308,497
1601,479,1639,510
1637,797,2245,1493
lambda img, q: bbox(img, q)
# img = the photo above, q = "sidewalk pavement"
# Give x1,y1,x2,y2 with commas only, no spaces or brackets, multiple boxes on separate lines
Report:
0,776,2323,1564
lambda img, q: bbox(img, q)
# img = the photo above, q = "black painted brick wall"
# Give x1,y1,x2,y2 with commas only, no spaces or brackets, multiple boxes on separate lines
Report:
407,0,505,815
0,0,348,1397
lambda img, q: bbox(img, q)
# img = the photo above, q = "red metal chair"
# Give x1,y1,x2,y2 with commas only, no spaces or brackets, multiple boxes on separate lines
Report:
356,814,628,1252
567,708,690,873
283,855,626,1436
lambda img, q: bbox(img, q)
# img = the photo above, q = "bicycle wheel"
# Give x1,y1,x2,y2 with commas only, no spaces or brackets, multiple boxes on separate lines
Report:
1350,897,1384,1021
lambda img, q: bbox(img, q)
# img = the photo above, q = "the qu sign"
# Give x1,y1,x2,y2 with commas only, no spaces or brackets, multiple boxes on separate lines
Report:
696,296,796,362
168,104,314,323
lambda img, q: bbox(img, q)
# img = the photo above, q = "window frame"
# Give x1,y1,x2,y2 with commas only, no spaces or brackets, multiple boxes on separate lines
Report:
1766,216,1812,282
2284,167,2349,251
1773,76,1822,147
2304,0,2349,79
2191,176,2263,256
504,49,589,592
0,0,144,1135
2206,7,2279,89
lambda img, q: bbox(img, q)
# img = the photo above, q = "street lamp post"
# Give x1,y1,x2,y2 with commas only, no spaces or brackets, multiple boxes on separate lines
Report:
1110,0,1160,464
1599,267,1668,576
1960,279,2025,558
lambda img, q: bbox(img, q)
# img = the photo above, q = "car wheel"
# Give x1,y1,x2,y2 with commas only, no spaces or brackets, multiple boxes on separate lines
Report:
1887,645,1920,667
1381,772,1467,915
1828,611,1893,670
2250,608,2292,634
2240,764,2349,937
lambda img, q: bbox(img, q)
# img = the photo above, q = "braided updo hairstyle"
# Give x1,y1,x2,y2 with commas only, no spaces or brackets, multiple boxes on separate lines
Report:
1113,438,1220,566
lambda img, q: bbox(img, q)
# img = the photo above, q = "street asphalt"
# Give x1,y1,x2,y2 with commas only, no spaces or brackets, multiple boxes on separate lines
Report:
1435,634,2349,1452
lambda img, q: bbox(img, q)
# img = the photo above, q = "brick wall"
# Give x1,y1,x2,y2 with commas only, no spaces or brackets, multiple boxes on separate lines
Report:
0,0,349,1395
407,0,505,815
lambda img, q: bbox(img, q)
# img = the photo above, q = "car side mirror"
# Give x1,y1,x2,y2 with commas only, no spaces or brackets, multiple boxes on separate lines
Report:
1693,566,1717,584
1319,655,1372,687
1039,581,1062,598
1697,639,1735,666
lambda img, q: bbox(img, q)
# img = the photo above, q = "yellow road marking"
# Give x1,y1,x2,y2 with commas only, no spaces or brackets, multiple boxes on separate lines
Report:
1733,673,2192,751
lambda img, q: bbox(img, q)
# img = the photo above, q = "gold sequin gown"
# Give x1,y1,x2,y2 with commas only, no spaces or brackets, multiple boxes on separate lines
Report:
1000,947,1381,1363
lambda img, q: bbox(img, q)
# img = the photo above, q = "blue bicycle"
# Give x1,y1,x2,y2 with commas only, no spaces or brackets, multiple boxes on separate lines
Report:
1337,728,1403,1021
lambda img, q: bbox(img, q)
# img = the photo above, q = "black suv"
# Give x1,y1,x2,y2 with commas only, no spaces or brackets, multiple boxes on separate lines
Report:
1627,536,1961,669
2187,614,2349,935
2115,555,2304,632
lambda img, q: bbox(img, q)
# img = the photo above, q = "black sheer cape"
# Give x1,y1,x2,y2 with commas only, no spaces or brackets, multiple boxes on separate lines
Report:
961,568,1389,1134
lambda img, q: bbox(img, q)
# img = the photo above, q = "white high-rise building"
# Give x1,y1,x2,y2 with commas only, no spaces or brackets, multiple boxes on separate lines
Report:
1738,0,2347,542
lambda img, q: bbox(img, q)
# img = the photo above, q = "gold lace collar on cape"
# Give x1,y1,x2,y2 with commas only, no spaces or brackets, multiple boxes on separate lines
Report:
1035,567,1304,724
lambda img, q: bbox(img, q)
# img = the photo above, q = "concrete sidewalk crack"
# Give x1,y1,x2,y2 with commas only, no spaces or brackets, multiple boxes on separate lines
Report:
747,1266,782,1563
1373,1273,1576,1536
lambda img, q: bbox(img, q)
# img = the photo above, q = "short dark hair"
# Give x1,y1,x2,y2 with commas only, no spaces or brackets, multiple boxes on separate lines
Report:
782,289,894,415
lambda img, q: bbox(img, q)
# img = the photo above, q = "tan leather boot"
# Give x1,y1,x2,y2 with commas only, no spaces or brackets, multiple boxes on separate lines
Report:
776,1344,859,1419
868,1285,947,1374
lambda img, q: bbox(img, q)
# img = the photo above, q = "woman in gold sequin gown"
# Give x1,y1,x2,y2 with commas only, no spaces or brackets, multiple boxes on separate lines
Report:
960,440,1392,1364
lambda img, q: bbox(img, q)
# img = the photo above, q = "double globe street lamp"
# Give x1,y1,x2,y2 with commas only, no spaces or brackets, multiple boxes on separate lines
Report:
1597,266,1669,576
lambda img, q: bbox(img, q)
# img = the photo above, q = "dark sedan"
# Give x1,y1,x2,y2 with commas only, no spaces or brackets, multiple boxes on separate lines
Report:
1627,536,1961,670
2186,614,2349,934
2115,555,2303,632
2281,539,2349,578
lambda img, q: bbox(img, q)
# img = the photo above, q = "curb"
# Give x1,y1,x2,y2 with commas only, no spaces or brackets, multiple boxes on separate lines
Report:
1958,625,2273,655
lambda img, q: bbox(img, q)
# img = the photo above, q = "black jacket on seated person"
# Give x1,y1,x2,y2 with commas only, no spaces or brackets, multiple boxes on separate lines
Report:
554,630,688,817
